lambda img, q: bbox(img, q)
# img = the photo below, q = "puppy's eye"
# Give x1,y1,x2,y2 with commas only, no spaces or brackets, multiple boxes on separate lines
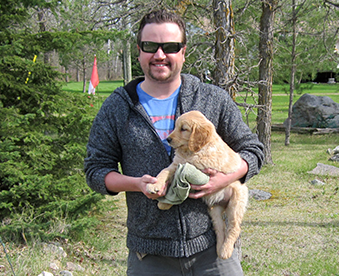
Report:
181,127,188,132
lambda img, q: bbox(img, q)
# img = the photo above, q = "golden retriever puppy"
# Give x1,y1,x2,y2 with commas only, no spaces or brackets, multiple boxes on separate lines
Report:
146,110,248,259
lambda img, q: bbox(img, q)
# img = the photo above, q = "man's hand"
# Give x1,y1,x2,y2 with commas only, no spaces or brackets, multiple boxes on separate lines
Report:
188,159,248,199
141,175,168,199
188,169,231,199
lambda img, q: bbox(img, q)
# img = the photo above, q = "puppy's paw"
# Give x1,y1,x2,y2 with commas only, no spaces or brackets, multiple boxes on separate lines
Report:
158,202,173,210
146,178,167,195
216,241,224,258
218,243,234,260
146,183,159,194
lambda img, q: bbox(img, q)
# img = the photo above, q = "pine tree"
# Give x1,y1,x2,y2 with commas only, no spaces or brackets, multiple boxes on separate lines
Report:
0,0,104,242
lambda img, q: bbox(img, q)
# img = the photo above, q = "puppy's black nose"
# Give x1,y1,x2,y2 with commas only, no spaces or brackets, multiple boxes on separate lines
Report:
167,137,172,144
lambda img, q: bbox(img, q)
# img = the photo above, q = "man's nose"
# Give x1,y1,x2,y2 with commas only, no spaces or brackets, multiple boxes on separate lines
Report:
154,47,166,59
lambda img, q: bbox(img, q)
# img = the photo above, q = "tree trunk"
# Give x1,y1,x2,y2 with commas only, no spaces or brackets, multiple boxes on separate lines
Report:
285,0,297,146
82,56,86,93
37,8,50,64
64,67,69,83
257,0,277,165
213,0,242,261
107,39,112,80
123,40,132,85
213,0,236,100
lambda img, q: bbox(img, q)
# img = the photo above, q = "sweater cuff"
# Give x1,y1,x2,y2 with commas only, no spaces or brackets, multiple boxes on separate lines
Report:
239,152,259,183
87,168,120,196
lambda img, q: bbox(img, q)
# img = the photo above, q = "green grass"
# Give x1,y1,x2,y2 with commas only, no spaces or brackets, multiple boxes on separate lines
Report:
62,81,339,126
62,81,339,97
1,81,338,275
237,83,339,126
272,83,339,95
61,80,124,96
3,132,337,276
242,132,339,275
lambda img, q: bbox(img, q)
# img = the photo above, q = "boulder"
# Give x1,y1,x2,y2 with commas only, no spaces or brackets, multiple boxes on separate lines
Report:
249,189,272,201
307,163,339,176
327,145,339,155
43,243,67,258
329,154,339,162
60,271,73,276
310,179,325,186
38,272,54,276
327,146,339,162
285,93,339,128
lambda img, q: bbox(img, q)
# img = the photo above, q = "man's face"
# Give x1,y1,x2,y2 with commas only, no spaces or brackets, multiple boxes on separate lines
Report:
138,23,186,84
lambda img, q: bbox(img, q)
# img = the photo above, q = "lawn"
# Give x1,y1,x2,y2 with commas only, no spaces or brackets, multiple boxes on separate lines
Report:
62,80,124,96
6,132,337,276
242,132,339,275
237,82,339,125
1,81,338,276
62,81,339,126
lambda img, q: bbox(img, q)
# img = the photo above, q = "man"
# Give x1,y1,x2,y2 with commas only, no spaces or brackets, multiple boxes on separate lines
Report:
85,10,264,276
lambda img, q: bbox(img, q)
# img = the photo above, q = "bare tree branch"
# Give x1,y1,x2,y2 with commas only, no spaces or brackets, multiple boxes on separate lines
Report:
324,0,339,8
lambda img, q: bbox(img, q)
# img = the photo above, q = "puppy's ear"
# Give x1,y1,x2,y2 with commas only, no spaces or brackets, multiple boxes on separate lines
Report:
188,122,213,152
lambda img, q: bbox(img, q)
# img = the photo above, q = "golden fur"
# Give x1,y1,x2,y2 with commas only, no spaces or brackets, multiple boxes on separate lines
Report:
146,110,248,259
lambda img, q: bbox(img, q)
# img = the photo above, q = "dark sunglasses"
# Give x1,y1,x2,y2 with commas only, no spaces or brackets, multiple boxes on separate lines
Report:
140,41,184,54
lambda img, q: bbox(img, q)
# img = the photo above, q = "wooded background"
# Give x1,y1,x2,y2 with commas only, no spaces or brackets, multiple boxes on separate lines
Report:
16,0,339,161
0,0,338,243
17,1,339,84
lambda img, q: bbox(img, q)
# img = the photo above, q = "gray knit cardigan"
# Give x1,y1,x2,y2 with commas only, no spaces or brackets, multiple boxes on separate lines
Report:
84,74,264,258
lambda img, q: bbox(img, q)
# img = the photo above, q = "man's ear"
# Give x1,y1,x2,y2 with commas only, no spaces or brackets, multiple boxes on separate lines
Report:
137,45,141,60
182,45,186,62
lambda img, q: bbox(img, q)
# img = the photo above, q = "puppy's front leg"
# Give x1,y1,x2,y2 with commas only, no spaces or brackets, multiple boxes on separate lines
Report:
146,164,176,195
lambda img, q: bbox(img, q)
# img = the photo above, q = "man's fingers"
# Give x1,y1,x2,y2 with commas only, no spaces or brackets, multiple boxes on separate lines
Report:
188,190,205,199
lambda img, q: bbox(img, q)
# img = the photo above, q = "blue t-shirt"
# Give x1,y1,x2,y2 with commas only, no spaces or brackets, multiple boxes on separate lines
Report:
137,83,180,155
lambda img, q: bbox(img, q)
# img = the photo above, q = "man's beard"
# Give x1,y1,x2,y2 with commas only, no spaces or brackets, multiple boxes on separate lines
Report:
147,62,174,82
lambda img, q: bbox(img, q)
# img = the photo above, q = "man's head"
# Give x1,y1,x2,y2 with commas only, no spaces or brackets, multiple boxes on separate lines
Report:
137,10,187,87
137,10,187,47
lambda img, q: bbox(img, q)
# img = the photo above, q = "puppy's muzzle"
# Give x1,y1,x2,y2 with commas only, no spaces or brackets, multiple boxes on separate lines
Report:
167,137,172,144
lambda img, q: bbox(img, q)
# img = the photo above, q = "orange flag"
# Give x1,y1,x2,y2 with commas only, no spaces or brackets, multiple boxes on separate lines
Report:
88,55,99,94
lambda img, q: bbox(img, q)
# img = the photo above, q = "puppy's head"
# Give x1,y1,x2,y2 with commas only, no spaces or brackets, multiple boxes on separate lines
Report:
167,111,214,152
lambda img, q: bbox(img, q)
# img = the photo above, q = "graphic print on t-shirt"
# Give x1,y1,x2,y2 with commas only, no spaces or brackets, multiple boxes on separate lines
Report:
136,83,180,155
150,115,175,153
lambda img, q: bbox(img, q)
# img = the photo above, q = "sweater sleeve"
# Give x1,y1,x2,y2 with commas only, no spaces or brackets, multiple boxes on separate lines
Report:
84,96,121,195
218,93,264,183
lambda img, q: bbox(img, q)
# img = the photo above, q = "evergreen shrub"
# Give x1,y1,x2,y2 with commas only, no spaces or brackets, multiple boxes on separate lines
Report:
0,47,104,243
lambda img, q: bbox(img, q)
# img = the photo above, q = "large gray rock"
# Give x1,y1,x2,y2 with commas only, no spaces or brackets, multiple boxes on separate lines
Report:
249,189,272,201
329,154,339,162
327,145,339,155
286,93,339,128
307,163,339,176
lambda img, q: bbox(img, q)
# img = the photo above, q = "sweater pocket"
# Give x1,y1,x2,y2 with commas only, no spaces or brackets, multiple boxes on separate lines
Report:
126,193,182,240
125,193,212,241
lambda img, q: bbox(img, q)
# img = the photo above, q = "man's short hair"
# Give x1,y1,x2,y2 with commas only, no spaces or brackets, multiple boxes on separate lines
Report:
137,10,187,47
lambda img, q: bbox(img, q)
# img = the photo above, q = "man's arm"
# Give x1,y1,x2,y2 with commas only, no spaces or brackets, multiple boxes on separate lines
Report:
104,171,167,199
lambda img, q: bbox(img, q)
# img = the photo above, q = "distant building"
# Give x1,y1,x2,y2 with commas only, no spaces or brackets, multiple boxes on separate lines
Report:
313,71,337,83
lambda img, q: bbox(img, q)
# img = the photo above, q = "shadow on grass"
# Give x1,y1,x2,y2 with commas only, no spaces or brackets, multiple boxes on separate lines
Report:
96,256,127,267
245,220,339,228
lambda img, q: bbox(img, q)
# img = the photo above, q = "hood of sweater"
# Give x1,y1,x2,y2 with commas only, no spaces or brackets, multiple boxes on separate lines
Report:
113,74,202,110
